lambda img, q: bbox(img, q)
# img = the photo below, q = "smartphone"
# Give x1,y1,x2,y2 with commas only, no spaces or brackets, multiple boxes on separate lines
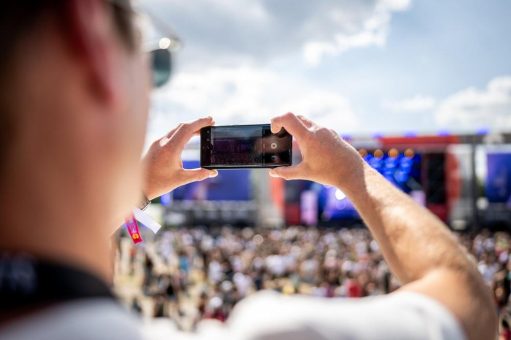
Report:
200,124,292,169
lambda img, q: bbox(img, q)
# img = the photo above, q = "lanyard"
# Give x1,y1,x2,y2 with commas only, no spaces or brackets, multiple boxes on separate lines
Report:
0,254,114,310
125,214,143,244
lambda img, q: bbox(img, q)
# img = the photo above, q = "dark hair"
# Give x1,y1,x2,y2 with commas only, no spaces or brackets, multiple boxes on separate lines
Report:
109,0,138,51
0,0,135,177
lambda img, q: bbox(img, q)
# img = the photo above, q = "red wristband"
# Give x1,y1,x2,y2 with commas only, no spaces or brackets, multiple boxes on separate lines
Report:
125,214,143,244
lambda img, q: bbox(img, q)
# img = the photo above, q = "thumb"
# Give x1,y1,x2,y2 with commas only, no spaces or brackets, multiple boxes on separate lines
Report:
269,164,304,180
181,168,218,183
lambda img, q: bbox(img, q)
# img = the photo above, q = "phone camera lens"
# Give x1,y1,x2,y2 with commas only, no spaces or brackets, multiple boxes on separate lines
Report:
271,142,278,150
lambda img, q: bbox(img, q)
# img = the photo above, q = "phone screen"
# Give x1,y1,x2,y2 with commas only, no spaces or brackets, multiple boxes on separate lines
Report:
210,125,263,165
200,124,292,169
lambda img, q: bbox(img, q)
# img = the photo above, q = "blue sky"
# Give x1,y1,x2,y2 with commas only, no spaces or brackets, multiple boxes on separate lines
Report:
142,0,511,141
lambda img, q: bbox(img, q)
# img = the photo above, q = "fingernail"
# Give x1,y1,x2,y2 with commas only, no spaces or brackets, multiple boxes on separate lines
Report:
209,170,218,178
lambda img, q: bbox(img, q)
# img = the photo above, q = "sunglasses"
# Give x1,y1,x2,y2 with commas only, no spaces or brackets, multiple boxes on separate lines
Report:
109,0,179,89
149,41,173,88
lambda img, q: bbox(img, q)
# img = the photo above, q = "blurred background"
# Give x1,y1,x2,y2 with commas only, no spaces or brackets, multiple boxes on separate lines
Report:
115,0,511,335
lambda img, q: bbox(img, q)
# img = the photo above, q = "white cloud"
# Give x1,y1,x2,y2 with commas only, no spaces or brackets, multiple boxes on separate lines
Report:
380,77,511,132
303,0,411,65
304,31,385,66
435,76,511,131
142,0,412,67
383,95,437,113
139,0,413,140
147,67,359,141
139,0,414,139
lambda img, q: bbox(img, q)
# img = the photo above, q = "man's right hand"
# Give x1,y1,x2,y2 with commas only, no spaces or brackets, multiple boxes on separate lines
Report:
270,113,496,340
142,117,218,200
270,112,365,191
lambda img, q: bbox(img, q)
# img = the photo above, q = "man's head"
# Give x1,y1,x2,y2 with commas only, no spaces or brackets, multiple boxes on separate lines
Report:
0,0,151,275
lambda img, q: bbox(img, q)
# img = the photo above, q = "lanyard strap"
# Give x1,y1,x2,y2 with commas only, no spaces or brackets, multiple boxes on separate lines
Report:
125,214,143,244
0,254,114,310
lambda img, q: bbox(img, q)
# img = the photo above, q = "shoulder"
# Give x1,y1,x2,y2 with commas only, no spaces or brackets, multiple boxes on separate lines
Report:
224,291,466,340
0,299,142,340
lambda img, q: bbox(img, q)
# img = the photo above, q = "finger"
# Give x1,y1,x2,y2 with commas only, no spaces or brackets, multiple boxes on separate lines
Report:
150,125,181,148
181,168,218,184
193,119,215,136
166,125,181,138
188,116,215,133
271,112,308,140
269,164,306,180
173,116,214,148
296,115,315,129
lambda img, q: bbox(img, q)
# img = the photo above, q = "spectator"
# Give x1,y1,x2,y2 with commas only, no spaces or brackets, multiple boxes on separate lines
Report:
0,0,498,338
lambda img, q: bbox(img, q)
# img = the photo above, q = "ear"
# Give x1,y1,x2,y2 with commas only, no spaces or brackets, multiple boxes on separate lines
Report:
63,0,120,105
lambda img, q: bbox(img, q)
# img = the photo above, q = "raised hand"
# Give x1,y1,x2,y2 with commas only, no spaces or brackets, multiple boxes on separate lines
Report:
142,117,218,199
269,112,364,191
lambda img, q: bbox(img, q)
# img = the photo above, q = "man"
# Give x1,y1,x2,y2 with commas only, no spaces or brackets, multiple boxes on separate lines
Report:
0,1,497,339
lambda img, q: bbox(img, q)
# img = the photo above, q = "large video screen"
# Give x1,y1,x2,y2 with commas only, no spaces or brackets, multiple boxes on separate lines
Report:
320,150,422,222
486,150,511,204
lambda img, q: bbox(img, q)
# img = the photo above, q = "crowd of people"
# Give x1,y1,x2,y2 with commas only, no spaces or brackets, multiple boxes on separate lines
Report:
114,226,511,334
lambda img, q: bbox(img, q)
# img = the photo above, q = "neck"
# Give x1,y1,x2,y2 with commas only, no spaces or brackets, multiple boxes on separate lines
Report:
0,149,118,283
0,198,115,284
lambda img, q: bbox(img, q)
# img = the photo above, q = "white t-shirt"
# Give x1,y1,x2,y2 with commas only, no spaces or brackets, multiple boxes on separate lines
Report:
0,292,465,340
